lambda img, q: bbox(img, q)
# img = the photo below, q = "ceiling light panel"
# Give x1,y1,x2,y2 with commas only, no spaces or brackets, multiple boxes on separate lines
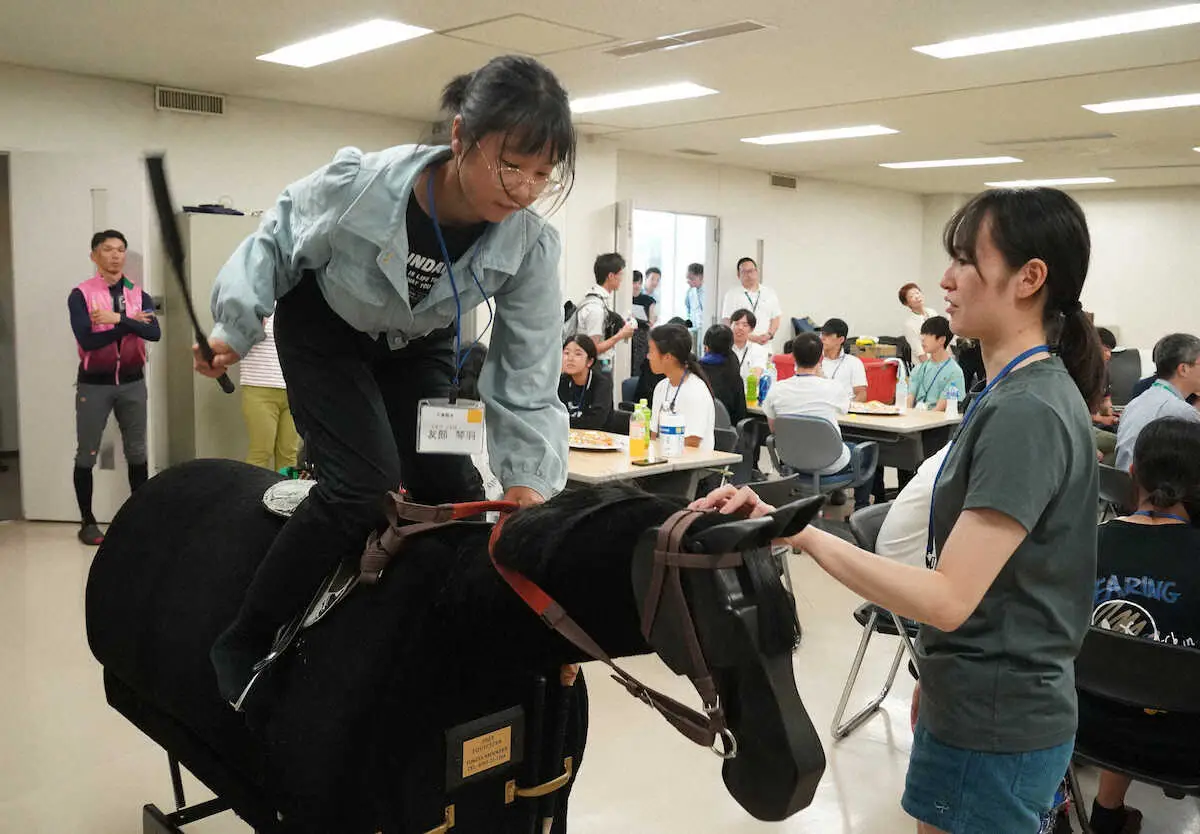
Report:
915,3,1200,58
570,82,717,114
741,125,899,145
1083,92,1200,113
880,156,1022,169
257,19,432,68
985,177,1115,187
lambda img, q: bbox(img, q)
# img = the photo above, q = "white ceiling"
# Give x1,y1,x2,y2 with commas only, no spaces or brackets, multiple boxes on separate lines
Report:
3,0,1200,193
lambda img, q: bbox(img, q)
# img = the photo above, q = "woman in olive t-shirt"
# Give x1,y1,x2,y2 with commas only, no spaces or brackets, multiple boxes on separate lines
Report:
696,188,1106,834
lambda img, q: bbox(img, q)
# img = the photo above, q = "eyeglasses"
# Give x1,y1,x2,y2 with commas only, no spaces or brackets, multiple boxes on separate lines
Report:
483,155,565,196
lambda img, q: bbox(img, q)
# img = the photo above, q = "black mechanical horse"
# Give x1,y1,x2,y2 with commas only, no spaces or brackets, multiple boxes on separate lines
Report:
86,459,826,833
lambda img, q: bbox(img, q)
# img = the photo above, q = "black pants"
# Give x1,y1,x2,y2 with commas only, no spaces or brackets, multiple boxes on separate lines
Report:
229,275,485,637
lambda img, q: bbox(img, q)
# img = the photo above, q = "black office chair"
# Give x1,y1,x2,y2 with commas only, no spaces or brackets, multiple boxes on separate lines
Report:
620,376,639,405
1098,464,1135,522
829,502,921,740
1065,627,1200,833
1108,349,1142,408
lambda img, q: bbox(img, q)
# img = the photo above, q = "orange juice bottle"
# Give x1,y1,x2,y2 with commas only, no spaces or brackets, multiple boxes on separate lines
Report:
629,399,650,459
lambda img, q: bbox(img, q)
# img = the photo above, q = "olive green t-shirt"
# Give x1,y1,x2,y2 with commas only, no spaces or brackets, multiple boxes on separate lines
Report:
917,357,1098,752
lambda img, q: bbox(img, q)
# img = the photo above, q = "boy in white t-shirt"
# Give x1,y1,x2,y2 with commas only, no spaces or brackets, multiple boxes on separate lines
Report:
729,308,772,382
761,332,872,508
818,317,867,403
721,257,781,346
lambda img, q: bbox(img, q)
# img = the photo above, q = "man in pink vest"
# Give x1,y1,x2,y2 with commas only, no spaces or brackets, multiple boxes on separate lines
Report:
68,230,160,545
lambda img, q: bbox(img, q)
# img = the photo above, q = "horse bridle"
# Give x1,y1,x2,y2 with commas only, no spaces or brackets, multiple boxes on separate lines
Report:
358,494,742,759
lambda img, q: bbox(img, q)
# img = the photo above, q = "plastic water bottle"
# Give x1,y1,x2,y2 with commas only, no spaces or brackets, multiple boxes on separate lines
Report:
945,383,960,418
745,369,760,407
629,399,650,460
758,367,774,404
659,409,686,458
895,374,909,413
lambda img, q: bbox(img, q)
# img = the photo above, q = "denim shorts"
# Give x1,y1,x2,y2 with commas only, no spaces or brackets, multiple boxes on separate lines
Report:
901,722,1073,834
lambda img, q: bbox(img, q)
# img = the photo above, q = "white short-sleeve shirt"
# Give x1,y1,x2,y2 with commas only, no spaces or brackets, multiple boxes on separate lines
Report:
722,285,782,336
576,286,614,360
820,352,867,402
651,372,716,452
760,374,851,473
732,341,772,381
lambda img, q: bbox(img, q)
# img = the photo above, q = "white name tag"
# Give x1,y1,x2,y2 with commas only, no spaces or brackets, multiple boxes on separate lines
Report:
417,398,486,456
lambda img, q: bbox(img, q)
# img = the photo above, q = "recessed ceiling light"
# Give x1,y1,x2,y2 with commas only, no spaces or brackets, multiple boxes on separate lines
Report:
570,82,718,114
985,177,1115,187
1083,92,1200,114
880,156,1022,169
915,3,1200,58
1195,146,1200,152
257,19,432,68
741,125,899,146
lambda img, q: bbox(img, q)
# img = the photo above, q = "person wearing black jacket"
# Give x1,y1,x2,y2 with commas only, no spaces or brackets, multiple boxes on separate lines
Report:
558,335,613,430
700,324,748,425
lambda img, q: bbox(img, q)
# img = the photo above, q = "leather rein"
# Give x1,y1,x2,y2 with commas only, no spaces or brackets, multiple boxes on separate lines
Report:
357,495,740,759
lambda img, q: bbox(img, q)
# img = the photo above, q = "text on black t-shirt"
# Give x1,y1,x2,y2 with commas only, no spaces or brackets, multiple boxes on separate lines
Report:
405,193,489,310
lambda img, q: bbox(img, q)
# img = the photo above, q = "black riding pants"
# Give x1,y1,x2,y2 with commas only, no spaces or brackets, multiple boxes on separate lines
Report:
231,274,485,633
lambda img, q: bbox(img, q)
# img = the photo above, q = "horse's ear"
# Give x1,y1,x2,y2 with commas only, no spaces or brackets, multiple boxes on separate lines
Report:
687,515,778,553
766,495,825,540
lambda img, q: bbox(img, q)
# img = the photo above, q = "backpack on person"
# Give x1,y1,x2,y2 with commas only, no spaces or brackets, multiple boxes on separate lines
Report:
563,295,623,344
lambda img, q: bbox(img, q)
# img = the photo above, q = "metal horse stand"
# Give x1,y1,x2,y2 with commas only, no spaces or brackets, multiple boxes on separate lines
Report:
142,755,235,834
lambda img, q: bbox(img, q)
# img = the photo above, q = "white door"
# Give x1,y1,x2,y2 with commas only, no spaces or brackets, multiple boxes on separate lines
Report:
612,200,636,382
9,152,151,522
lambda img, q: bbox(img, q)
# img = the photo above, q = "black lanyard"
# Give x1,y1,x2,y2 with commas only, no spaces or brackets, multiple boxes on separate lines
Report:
916,358,952,403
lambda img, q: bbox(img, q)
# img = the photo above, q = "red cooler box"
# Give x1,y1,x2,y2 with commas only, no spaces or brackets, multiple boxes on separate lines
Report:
772,354,794,380
863,358,899,403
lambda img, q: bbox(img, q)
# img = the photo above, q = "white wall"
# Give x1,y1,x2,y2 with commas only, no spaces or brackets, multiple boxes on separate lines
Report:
616,152,926,345
0,63,422,211
1075,187,1200,349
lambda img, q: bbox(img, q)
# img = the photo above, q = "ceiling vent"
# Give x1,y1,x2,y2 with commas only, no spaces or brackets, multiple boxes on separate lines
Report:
676,148,718,157
155,86,225,116
606,20,767,57
769,172,798,190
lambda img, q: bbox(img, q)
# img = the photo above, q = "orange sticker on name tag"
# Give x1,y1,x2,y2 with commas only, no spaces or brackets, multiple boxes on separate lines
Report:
467,408,484,424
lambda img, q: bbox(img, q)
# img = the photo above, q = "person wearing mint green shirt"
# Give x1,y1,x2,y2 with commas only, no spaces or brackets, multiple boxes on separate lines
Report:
194,56,577,709
907,315,965,412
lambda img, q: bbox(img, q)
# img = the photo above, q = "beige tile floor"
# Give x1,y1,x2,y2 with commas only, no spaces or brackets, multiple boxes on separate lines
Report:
1,519,1197,833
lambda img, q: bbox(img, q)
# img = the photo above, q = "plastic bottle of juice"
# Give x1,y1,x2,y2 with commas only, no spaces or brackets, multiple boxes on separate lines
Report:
745,369,760,407
629,398,650,459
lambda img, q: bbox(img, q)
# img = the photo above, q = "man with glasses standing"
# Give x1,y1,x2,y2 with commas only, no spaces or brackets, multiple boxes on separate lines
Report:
722,257,781,348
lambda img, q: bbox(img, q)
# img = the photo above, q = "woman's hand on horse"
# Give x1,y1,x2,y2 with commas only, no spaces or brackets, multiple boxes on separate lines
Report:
689,485,775,518
192,338,240,378
503,486,544,507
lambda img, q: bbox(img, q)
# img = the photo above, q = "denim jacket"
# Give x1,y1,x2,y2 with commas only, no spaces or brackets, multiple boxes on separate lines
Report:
210,144,568,498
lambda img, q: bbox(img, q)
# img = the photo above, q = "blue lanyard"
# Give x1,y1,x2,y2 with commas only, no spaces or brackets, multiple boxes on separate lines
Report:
916,358,951,403
1132,510,1189,524
664,370,689,413
425,171,495,397
744,290,760,313
925,344,1050,559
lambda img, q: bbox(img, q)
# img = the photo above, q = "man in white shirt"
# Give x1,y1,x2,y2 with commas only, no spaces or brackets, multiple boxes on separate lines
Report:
575,252,634,375
684,262,705,340
1115,332,1200,471
761,333,871,508
644,266,661,302
730,308,771,382
819,318,867,403
721,257,781,347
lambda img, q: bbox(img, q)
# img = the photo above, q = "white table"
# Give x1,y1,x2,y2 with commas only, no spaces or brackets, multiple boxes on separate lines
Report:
567,434,741,496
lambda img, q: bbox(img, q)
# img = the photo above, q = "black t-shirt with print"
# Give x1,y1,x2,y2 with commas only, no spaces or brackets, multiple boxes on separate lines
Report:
405,193,489,310
632,293,655,330
1094,520,1200,647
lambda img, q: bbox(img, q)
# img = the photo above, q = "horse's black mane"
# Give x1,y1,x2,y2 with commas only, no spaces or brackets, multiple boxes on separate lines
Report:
492,483,800,655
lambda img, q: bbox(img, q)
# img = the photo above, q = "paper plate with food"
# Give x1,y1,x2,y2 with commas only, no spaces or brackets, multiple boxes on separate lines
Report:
848,400,902,416
568,428,623,451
